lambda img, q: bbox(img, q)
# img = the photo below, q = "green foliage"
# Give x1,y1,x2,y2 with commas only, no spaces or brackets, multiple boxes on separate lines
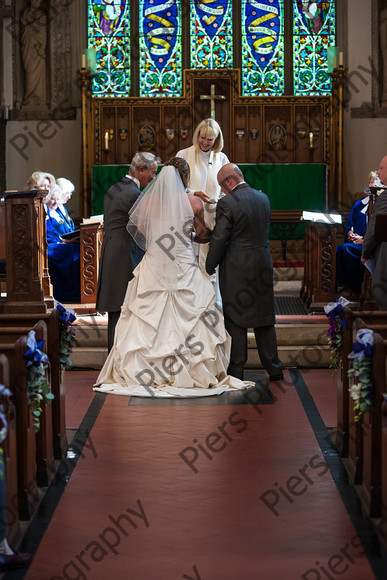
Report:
348,355,373,423
27,361,54,433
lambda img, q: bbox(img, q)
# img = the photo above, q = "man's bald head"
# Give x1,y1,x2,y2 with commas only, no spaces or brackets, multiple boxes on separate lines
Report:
377,155,387,186
217,163,244,194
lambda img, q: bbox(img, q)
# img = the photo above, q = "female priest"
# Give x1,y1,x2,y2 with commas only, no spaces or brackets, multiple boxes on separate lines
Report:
176,118,229,303
44,185,80,303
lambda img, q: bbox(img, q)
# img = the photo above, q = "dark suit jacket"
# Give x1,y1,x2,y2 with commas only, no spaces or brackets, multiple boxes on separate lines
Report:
206,182,275,328
96,177,144,312
362,191,387,310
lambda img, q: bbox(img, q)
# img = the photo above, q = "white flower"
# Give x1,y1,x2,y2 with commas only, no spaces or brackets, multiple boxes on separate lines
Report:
349,384,362,401
356,328,374,348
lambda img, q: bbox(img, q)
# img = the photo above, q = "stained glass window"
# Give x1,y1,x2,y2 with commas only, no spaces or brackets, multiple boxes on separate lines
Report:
293,1,336,95
139,0,182,97
88,0,130,97
190,0,233,69
87,1,336,98
241,0,284,96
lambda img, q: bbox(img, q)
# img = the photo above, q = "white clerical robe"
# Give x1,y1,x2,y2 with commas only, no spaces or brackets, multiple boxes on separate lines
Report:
176,146,229,304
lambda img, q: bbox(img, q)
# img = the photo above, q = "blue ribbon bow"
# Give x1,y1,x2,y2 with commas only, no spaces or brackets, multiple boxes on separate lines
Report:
24,338,45,367
351,341,372,358
56,303,76,325
325,303,348,329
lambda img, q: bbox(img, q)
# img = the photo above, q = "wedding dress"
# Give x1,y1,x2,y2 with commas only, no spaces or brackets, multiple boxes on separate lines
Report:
94,166,253,398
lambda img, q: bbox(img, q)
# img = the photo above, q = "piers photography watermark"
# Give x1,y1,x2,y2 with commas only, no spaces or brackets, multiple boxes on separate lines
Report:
49,499,149,580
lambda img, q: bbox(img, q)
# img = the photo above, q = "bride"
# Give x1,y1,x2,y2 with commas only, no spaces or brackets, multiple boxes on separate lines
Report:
94,158,254,397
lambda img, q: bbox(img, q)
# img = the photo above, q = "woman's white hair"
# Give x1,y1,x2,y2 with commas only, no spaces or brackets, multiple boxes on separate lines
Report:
56,177,75,197
43,184,62,204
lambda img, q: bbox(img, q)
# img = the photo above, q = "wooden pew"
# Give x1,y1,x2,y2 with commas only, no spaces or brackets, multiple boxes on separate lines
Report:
0,354,20,546
0,321,55,488
346,321,387,489
380,394,387,550
349,319,386,517
0,309,67,461
336,307,387,459
0,336,37,520
0,201,5,295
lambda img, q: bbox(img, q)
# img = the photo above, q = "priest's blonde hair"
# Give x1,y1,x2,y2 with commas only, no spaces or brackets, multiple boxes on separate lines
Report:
192,119,224,154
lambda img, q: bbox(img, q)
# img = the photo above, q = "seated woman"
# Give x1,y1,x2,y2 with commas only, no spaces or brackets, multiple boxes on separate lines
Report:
44,186,80,303
56,177,75,228
94,158,254,398
27,170,55,193
336,171,380,298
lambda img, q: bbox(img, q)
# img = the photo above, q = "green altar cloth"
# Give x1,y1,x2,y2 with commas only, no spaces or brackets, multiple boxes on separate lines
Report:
92,163,327,238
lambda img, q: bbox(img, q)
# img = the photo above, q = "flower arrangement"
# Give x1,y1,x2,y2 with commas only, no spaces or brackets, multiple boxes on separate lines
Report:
0,384,11,480
323,297,350,370
348,328,374,422
56,303,76,372
24,331,54,433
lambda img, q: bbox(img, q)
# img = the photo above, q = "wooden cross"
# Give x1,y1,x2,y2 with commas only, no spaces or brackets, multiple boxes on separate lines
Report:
200,84,226,120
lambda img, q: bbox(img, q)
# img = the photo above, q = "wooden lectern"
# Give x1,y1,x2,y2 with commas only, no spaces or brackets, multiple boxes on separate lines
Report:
300,212,342,311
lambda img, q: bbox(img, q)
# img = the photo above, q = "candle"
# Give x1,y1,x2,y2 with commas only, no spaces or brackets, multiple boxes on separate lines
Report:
87,59,91,70
339,51,343,66
104,130,109,150
333,56,337,69
81,53,86,69
309,132,313,148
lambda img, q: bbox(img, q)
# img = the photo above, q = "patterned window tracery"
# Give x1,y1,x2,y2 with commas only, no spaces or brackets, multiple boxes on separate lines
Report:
87,1,336,98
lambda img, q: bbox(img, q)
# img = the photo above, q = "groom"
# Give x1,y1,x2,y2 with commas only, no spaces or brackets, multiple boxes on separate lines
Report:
205,163,283,381
96,152,159,351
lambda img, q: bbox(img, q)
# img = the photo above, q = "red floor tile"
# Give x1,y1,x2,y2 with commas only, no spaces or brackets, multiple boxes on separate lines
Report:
26,373,377,579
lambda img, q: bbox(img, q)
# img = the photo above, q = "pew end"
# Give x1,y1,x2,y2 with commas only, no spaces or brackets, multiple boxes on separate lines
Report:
0,354,21,546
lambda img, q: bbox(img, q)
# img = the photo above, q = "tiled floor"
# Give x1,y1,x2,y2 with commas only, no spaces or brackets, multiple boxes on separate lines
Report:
7,369,387,579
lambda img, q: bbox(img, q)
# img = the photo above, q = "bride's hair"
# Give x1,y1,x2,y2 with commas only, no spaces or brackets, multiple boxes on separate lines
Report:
165,157,190,187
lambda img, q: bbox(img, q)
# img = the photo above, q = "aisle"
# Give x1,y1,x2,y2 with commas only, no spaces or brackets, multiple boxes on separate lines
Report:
8,370,386,579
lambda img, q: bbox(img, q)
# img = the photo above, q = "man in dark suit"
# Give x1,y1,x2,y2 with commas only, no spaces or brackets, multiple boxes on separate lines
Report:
97,152,159,350
361,154,387,310
206,163,283,381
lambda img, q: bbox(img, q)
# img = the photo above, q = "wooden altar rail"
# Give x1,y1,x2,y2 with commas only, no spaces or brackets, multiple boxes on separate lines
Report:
0,353,20,546
78,212,303,306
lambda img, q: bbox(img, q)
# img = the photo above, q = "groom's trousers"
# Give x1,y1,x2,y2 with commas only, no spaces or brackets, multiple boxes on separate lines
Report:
107,311,120,352
224,313,283,379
